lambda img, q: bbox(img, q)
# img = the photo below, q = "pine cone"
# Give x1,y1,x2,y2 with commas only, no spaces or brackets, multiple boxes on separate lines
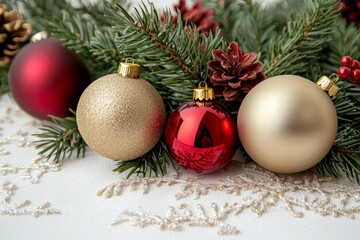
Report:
0,4,32,68
208,42,266,102
339,0,360,27
164,0,218,36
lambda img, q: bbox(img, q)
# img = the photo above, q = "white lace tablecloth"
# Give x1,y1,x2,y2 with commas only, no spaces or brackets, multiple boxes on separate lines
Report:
1,92,360,239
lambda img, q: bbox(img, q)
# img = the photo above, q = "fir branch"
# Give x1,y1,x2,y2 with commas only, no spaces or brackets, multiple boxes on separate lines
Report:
203,0,244,41
5,0,77,32
203,0,277,55
266,0,306,31
78,0,131,27
231,3,276,54
320,18,360,75
46,13,120,79
333,81,360,124
316,79,360,183
113,139,174,178
33,110,86,163
318,124,360,184
114,2,226,105
264,0,339,78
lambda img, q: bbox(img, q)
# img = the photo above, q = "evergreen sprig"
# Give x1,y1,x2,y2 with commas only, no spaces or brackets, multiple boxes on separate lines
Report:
207,0,276,55
318,124,360,183
321,18,360,76
264,0,339,78
115,1,226,106
33,110,86,163
113,139,174,178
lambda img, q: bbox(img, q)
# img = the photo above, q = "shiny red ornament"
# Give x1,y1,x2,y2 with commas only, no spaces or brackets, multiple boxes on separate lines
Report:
165,88,237,173
9,37,90,120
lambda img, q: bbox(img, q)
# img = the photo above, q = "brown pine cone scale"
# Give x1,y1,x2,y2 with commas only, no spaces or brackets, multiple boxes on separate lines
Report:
0,4,32,68
208,42,266,102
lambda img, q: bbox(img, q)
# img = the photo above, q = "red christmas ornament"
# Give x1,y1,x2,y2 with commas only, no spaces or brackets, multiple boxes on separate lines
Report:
9,32,90,120
165,82,237,174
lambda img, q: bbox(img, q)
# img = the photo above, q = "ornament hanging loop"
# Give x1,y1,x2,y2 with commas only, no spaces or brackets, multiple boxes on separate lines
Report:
117,58,140,79
329,73,340,83
125,58,135,64
198,81,208,89
316,75,340,98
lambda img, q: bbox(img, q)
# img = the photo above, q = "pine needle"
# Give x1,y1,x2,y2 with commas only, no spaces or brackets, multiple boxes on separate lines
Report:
33,110,86,163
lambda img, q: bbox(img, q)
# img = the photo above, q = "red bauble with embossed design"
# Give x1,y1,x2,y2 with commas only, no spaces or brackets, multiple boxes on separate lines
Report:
165,98,237,174
9,36,90,120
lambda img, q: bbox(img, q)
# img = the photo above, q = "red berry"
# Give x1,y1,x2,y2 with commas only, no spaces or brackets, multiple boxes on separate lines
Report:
351,60,360,70
340,56,353,67
338,67,351,79
338,2,346,11
351,69,360,81
339,2,349,11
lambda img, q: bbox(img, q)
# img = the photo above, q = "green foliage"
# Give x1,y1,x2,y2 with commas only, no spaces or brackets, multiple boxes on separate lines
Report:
33,110,86,163
318,124,360,184
113,140,174,178
315,80,360,184
321,18,360,76
0,68,9,95
266,0,306,30
206,0,275,54
115,2,225,106
264,0,339,78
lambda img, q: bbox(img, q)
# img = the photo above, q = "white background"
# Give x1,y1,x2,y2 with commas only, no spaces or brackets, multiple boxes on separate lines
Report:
1,0,360,240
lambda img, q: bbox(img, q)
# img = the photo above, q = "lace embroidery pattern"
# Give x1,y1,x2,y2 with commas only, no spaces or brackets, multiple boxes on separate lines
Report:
0,104,61,217
0,181,60,216
0,106,38,155
0,155,61,184
111,203,239,235
100,163,360,234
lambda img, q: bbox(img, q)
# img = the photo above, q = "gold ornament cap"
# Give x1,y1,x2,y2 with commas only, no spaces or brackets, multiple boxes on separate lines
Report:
117,58,140,78
316,74,340,98
31,31,49,42
193,81,215,101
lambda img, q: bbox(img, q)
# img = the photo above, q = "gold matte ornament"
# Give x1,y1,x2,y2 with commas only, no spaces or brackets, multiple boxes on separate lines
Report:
237,75,338,173
77,60,166,161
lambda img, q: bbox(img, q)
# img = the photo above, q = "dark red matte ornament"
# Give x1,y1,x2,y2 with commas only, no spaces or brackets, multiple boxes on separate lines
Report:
9,36,90,120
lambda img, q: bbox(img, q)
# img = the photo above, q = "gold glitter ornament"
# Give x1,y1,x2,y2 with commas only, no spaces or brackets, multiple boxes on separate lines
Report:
77,59,166,161
237,75,338,173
